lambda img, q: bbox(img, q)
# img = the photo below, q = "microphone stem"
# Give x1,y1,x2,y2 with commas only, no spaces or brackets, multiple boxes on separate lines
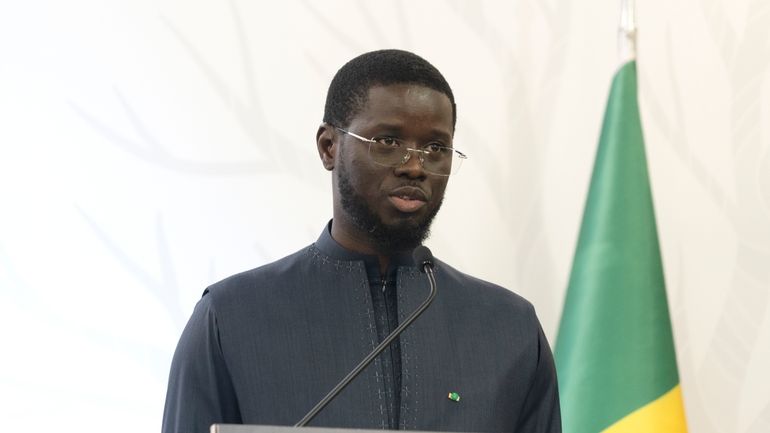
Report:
295,265,437,427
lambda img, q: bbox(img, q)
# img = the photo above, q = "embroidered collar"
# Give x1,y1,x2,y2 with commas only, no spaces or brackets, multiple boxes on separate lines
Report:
314,220,415,277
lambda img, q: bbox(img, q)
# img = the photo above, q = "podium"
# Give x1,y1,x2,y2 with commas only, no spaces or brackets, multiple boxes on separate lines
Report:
211,426,445,433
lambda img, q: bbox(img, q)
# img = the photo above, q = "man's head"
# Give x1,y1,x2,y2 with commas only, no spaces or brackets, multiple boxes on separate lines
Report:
317,50,456,256
323,49,456,132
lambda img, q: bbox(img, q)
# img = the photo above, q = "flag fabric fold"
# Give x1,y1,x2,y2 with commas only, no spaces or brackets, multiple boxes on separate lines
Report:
554,60,688,433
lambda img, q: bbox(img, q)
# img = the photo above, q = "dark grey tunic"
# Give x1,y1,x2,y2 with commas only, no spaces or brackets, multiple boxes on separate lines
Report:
162,225,561,433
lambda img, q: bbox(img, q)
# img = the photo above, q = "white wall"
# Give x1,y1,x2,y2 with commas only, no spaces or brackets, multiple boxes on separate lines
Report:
1,1,768,432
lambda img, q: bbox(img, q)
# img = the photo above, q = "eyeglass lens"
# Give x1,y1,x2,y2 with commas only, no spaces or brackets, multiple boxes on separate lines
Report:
368,141,458,175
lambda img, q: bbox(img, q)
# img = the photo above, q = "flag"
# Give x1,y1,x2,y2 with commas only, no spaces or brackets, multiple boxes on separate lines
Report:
554,60,688,432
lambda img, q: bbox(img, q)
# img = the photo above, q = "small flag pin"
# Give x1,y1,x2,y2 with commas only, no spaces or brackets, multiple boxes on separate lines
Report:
447,392,461,402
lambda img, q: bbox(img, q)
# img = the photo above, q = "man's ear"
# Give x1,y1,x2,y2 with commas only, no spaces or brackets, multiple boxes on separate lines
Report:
316,123,337,171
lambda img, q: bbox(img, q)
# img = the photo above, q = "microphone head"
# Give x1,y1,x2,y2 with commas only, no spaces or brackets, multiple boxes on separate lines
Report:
412,245,434,272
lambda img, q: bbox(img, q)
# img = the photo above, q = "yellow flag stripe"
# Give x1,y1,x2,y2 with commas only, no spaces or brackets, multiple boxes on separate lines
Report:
603,385,688,433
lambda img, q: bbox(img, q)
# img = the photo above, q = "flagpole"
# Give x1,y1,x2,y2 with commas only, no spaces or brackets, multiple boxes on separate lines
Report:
619,0,637,64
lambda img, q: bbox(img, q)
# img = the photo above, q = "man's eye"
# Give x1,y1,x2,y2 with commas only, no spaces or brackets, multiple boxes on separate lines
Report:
426,143,448,153
375,137,401,147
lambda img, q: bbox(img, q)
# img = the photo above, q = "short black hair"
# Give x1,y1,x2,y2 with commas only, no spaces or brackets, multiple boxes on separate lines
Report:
323,49,456,130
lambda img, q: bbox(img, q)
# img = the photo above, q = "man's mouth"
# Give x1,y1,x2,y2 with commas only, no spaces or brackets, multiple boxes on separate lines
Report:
388,187,428,213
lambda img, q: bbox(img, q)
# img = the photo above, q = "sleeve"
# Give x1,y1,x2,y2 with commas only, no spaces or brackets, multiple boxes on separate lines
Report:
162,293,242,433
516,322,562,433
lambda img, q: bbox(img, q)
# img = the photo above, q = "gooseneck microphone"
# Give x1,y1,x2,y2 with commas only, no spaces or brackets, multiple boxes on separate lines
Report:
412,245,434,273
295,246,438,427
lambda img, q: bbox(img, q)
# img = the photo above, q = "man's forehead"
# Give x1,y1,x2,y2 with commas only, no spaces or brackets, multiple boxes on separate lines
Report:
362,83,448,102
351,84,453,131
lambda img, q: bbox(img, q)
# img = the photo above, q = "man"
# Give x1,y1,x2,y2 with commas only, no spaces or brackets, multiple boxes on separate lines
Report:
163,49,560,433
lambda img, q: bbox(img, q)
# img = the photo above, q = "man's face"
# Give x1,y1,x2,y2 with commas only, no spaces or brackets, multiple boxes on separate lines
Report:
333,84,453,253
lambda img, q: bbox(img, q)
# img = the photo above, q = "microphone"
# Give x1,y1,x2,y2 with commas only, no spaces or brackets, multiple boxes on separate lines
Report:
412,245,434,273
295,246,439,427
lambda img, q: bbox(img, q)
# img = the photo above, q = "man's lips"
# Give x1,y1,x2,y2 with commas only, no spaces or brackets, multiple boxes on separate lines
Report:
388,186,429,213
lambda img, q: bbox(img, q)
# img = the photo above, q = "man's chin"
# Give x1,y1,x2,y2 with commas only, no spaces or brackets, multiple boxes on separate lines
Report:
382,212,426,230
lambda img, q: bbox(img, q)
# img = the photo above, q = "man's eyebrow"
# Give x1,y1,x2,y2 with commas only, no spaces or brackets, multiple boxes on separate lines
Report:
368,124,452,140
366,122,403,131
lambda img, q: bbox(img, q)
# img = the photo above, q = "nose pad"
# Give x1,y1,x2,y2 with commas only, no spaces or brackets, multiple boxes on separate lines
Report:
395,149,426,178
400,149,424,167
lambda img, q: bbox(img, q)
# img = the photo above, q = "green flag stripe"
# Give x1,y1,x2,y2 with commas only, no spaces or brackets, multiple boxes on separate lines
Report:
555,61,681,433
